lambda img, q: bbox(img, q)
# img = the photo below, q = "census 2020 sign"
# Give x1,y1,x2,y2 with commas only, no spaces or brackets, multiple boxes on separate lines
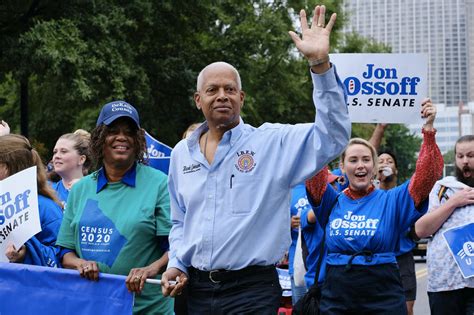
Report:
330,53,428,124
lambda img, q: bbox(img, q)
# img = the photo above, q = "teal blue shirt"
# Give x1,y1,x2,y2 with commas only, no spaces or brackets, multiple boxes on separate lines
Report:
57,163,173,314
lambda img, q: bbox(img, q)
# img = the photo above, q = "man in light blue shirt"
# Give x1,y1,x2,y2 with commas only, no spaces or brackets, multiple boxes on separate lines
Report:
161,5,351,313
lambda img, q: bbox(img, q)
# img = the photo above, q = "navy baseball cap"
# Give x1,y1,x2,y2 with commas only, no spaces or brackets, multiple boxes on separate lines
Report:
96,101,140,127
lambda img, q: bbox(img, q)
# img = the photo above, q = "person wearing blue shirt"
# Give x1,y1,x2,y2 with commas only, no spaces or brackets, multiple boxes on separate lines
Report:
51,131,91,207
377,150,423,315
288,183,311,304
161,5,351,314
305,99,443,314
1,134,63,267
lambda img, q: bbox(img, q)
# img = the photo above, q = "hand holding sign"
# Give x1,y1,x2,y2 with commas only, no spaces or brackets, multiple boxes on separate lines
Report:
5,243,26,262
421,98,436,131
0,167,41,263
289,5,335,73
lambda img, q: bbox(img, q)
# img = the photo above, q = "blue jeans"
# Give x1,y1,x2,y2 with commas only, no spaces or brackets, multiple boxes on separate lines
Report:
290,275,307,305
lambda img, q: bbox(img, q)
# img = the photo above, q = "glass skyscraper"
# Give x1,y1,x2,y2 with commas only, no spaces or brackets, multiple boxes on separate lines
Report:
342,0,473,107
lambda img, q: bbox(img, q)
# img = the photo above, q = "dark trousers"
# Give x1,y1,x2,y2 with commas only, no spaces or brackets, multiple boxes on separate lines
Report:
174,286,189,315
186,266,282,315
428,288,474,315
320,264,407,315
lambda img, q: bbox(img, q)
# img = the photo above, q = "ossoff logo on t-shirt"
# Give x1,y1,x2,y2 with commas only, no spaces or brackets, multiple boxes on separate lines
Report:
330,210,380,238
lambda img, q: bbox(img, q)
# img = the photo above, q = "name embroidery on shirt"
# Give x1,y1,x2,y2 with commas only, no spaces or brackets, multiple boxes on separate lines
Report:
234,150,256,173
183,163,201,174
329,210,380,239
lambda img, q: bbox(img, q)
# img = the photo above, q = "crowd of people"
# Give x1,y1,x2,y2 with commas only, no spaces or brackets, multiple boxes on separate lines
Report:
0,4,473,315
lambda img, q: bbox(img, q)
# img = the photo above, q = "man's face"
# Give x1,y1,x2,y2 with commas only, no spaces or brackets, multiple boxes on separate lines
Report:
455,141,474,187
194,65,245,130
102,118,138,170
377,153,397,182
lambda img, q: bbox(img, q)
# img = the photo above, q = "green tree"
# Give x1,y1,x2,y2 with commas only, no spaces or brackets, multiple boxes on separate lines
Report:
0,0,347,156
1,0,422,180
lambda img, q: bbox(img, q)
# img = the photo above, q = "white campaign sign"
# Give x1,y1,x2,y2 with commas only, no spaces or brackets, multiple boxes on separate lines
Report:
330,53,428,124
0,166,41,262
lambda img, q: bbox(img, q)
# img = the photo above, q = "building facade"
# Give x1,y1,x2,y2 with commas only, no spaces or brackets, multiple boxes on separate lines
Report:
342,0,472,107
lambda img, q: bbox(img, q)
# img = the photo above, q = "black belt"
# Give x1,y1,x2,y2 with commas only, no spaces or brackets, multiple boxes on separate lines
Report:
189,265,274,284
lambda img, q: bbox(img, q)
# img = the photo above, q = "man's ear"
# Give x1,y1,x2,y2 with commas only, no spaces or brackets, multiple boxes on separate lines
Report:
194,92,201,110
239,90,245,108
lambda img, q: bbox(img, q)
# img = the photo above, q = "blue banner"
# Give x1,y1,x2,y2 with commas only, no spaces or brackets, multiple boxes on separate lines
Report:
144,131,173,175
443,222,474,278
0,262,134,315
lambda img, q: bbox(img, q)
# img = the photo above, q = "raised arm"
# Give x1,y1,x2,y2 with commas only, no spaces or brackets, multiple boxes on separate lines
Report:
289,5,335,74
305,165,329,206
282,5,350,187
408,99,444,207
368,124,387,151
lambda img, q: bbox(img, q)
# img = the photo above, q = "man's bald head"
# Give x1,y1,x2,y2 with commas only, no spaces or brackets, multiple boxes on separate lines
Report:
196,62,242,91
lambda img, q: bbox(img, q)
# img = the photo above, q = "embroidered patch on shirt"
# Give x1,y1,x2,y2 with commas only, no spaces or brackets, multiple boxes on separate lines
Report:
183,163,201,174
234,150,256,173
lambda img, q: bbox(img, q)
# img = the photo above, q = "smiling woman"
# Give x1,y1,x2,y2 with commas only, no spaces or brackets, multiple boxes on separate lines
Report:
50,130,91,207
56,101,174,315
303,99,444,313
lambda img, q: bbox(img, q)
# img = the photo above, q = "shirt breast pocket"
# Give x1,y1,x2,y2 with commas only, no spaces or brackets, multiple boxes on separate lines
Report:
230,176,261,216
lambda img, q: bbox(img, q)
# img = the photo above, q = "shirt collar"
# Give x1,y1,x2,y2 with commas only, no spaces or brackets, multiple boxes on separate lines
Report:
187,118,244,147
96,162,137,193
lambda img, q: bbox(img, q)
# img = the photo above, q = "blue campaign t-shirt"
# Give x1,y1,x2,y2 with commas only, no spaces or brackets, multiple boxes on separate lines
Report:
396,204,427,255
51,180,69,208
288,184,311,275
313,181,427,266
301,205,326,287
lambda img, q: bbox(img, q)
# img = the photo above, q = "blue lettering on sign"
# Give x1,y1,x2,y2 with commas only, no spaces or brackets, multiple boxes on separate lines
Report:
0,189,31,225
79,199,127,267
344,64,421,96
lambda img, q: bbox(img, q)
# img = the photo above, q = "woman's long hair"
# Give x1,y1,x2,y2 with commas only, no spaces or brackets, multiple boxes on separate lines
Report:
0,134,61,206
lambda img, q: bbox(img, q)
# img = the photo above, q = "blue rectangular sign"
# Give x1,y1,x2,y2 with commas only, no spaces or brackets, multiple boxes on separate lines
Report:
443,222,474,278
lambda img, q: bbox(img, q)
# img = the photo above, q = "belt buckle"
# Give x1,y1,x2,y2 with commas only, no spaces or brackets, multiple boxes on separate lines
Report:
209,270,221,284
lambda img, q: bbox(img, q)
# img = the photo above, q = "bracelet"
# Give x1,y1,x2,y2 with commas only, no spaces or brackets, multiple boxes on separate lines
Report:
308,55,330,67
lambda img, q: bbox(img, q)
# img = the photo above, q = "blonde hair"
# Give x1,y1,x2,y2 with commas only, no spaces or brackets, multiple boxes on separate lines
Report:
182,123,202,139
341,138,379,174
58,130,92,175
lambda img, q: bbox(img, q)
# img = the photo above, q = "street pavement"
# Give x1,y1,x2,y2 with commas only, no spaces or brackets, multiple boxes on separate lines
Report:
414,258,430,315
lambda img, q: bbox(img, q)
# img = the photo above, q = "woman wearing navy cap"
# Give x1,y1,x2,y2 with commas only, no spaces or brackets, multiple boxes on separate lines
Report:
305,98,443,313
57,101,173,314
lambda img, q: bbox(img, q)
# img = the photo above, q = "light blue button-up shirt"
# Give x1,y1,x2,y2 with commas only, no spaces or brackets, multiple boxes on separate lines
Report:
168,66,351,273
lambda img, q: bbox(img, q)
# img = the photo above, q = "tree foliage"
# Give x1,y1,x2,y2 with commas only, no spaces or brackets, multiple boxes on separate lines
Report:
0,0,345,154
0,0,422,177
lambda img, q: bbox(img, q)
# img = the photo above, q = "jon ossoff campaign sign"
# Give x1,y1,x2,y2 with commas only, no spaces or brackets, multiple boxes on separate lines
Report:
330,53,428,124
